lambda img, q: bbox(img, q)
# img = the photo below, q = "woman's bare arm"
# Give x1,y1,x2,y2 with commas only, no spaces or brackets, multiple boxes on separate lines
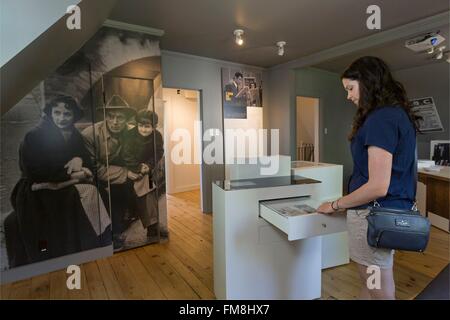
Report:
317,146,392,213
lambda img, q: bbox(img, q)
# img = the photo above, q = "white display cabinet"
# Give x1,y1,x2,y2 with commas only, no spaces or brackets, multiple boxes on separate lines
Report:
213,159,349,300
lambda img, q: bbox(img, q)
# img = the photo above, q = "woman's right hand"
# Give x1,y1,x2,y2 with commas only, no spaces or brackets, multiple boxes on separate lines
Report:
317,202,335,215
70,167,93,181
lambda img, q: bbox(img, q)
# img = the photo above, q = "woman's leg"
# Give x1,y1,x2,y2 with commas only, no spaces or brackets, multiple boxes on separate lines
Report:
356,263,396,300
356,263,372,300
374,266,396,300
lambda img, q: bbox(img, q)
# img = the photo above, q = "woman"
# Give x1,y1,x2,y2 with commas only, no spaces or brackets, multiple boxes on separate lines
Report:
317,56,418,300
7,95,111,267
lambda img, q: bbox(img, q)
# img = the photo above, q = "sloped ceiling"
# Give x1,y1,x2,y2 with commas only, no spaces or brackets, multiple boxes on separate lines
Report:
1,0,118,115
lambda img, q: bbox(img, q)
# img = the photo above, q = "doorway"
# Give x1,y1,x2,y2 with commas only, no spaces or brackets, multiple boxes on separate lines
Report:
163,88,202,207
296,96,320,162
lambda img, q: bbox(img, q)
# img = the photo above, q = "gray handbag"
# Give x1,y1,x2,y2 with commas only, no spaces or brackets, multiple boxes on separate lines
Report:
366,147,431,252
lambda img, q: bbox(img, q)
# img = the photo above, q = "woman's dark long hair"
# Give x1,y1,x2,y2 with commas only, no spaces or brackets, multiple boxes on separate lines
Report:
341,56,419,140
43,94,83,123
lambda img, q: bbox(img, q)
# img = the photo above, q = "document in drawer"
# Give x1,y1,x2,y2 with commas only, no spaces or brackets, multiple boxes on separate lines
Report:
278,204,316,217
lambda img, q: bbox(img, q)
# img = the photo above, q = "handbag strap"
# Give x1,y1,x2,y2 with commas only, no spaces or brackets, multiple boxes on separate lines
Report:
412,145,418,211
373,143,418,211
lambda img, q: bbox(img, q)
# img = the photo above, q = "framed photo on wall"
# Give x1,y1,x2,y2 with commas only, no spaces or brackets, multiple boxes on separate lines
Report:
222,67,263,119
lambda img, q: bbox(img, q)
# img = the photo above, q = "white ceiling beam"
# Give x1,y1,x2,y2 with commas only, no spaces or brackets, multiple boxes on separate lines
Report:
103,19,165,36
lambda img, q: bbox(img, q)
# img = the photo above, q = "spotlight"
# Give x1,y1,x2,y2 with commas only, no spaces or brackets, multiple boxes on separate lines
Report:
234,29,244,46
277,41,286,56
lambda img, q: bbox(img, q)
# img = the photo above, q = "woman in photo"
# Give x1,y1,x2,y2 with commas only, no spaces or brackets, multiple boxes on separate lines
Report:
317,56,419,299
6,95,111,267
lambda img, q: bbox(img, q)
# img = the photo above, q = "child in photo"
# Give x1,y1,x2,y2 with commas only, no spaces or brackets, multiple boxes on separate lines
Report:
121,109,164,240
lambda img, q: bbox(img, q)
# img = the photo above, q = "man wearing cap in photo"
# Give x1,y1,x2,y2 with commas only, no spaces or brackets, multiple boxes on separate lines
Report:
82,95,137,249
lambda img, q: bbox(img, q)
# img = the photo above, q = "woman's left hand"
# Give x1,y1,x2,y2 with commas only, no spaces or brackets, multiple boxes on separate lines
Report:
65,157,83,174
317,202,335,215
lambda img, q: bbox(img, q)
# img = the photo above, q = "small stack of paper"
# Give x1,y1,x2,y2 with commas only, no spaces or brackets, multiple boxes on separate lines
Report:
418,160,435,169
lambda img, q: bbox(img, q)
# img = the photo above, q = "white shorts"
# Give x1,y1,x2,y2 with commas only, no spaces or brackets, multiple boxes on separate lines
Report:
347,209,394,269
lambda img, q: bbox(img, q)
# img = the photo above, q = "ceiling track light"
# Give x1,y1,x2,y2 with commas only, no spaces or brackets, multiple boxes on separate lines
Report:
277,41,286,56
234,29,244,46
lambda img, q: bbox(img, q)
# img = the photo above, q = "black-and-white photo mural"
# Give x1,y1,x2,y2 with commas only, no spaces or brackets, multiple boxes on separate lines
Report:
0,26,167,271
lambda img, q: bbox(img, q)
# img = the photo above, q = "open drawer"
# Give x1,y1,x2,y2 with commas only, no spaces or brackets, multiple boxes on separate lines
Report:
259,197,347,241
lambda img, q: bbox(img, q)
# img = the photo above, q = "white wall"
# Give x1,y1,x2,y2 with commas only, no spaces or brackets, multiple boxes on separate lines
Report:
164,88,201,194
0,0,81,67
224,106,264,161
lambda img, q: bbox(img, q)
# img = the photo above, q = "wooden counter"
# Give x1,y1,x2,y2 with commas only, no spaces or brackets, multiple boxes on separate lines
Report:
418,166,449,232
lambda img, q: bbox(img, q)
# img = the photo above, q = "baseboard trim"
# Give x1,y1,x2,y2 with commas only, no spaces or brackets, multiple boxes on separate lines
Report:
428,212,449,233
170,184,200,194
0,245,113,284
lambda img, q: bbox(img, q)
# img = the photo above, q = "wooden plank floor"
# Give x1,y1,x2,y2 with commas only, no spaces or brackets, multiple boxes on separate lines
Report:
1,189,448,300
